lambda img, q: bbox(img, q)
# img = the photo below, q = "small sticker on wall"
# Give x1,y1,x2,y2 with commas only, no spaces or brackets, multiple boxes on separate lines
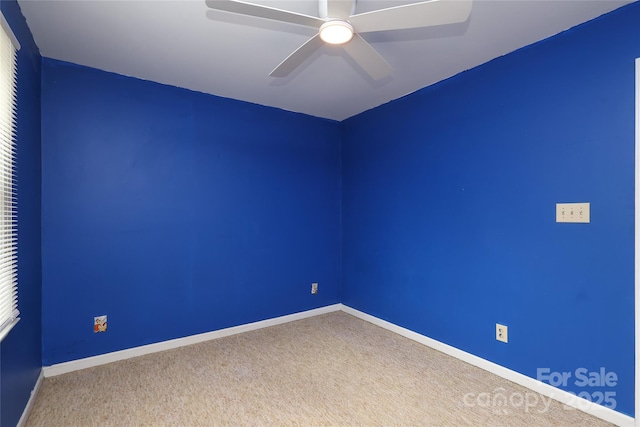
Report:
94,315,107,333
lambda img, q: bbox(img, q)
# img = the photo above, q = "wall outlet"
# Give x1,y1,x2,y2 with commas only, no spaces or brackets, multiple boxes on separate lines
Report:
94,315,107,333
496,323,508,343
311,282,318,294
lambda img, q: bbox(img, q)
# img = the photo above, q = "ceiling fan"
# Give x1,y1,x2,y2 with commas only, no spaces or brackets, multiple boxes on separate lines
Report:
205,0,472,80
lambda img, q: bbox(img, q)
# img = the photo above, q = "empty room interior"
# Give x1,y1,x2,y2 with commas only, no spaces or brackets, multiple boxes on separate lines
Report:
1,0,639,425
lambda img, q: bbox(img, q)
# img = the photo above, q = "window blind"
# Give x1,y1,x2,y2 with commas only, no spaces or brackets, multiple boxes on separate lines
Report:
0,13,20,342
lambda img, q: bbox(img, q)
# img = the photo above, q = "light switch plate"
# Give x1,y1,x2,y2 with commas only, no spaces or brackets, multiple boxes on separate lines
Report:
556,202,590,223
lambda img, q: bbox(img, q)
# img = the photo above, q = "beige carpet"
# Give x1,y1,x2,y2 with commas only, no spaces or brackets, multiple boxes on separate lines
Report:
26,311,612,426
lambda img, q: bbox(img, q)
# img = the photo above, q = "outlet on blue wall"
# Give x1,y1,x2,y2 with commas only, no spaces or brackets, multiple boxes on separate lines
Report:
41,60,341,365
341,2,638,417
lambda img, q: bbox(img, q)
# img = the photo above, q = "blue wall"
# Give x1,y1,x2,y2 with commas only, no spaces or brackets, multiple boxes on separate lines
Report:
342,2,639,417
0,1,42,426
41,60,341,365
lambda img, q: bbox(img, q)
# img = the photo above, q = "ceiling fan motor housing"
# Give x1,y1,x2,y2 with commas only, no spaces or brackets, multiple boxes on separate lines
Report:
318,0,356,19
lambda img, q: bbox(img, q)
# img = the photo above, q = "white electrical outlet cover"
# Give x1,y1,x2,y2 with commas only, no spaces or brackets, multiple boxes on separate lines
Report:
496,323,508,343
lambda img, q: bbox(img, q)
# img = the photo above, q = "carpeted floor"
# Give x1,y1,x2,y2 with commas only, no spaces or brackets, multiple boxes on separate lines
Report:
26,311,612,426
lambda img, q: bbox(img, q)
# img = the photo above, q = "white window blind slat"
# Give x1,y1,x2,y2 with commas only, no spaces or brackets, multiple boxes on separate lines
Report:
0,12,19,342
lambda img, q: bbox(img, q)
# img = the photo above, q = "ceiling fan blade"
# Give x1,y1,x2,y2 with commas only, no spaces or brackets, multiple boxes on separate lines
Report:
342,34,392,80
349,0,472,33
205,0,324,28
270,35,324,77
327,0,355,19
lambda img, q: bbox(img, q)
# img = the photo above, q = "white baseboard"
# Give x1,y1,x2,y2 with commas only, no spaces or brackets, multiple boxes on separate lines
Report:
17,368,43,427
43,304,342,377
340,304,634,427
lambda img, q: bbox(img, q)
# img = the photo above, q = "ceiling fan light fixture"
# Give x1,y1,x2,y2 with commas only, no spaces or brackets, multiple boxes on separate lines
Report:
319,20,354,45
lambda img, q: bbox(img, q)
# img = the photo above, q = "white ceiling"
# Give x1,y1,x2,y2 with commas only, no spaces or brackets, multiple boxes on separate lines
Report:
17,0,635,121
